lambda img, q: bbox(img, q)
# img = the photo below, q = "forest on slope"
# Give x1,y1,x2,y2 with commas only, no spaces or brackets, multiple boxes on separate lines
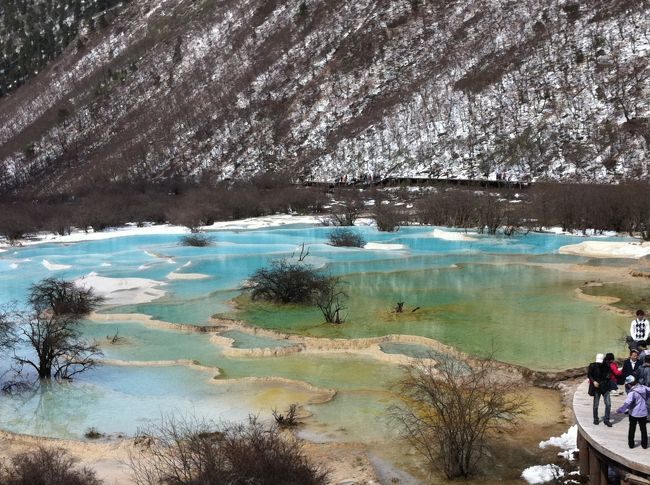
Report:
0,0,648,195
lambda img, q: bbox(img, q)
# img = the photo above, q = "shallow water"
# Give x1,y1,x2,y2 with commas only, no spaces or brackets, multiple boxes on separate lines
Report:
0,225,634,440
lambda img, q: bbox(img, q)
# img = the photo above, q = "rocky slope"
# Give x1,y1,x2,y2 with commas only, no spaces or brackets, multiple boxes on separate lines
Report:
0,0,648,195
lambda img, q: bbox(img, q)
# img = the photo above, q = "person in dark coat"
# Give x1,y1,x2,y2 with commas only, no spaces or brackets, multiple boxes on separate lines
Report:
623,349,642,382
588,353,613,426
605,352,622,395
637,355,650,386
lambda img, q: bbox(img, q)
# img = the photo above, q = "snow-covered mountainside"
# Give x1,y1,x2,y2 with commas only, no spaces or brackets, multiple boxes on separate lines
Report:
0,0,648,194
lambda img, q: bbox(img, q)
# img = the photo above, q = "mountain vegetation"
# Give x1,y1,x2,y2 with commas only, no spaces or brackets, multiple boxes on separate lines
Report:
0,0,647,195
0,0,125,97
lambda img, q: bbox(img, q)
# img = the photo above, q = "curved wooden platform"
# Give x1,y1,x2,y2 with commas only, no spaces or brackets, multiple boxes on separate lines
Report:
574,380,650,483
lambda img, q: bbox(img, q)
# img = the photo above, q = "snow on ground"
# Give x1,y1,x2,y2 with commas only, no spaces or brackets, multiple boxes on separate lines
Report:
0,215,324,250
42,259,72,270
559,241,650,259
74,273,166,305
540,425,578,461
431,228,477,241
166,271,210,280
363,242,407,250
544,227,619,237
521,426,578,484
521,464,563,484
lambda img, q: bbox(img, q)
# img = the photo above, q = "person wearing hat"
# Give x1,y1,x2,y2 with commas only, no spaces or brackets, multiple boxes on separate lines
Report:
588,353,613,426
617,375,650,449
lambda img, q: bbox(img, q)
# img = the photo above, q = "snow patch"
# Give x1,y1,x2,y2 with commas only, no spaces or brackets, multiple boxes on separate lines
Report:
431,229,477,241
559,241,650,259
166,272,210,280
74,273,166,305
42,259,71,270
364,242,407,250
522,465,563,484
539,425,577,459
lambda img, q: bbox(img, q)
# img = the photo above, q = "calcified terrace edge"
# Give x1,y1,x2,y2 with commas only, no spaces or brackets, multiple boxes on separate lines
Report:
89,309,533,384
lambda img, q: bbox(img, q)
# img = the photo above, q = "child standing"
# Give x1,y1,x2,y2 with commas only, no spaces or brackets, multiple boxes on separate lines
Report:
617,375,650,449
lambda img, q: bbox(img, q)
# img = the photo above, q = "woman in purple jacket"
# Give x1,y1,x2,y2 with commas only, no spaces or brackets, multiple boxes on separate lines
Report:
617,375,650,449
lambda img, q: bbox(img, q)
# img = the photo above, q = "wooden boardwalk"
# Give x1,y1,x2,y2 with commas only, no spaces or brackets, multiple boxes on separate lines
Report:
574,380,650,475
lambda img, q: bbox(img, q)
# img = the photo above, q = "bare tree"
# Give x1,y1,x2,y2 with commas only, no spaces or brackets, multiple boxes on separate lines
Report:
330,190,365,226
14,311,102,380
315,278,347,324
390,356,527,479
0,306,16,352
11,278,103,380
28,278,104,316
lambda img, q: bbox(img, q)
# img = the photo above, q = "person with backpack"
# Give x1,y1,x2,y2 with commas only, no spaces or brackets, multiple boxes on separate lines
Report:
605,352,623,395
617,375,650,449
588,353,613,426
637,355,650,386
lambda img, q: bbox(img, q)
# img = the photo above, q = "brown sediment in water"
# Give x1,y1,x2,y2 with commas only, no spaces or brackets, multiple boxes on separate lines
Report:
99,357,336,405
573,287,621,305
90,311,226,333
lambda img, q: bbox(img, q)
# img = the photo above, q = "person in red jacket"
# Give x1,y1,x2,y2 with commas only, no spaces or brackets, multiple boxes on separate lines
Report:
605,353,623,395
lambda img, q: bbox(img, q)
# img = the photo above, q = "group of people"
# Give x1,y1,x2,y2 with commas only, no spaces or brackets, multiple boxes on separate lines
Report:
587,310,650,449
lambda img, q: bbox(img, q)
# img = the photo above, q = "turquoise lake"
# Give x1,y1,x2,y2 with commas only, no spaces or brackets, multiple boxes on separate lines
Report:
0,224,635,440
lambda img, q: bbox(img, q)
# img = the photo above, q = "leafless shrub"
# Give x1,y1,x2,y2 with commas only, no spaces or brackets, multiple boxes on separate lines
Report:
247,260,331,304
415,189,480,230
130,416,328,485
106,329,124,344
0,203,37,244
84,427,103,439
328,227,365,247
329,190,365,226
247,259,347,323
179,233,213,247
390,356,528,479
315,277,347,324
374,203,404,232
476,195,506,235
272,403,300,428
0,447,102,485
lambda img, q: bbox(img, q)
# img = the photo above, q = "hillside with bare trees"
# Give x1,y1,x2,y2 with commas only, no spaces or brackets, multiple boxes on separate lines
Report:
0,0,648,195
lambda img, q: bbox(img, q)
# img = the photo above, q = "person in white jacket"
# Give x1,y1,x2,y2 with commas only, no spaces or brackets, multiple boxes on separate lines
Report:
631,309,650,345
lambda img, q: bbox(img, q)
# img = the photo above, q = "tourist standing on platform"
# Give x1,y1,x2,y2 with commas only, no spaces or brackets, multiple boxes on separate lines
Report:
637,355,650,386
605,353,623,395
638,341,649,362
622,349,642,382
631,310,650,347
617,376,650,449
588,353,614,427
